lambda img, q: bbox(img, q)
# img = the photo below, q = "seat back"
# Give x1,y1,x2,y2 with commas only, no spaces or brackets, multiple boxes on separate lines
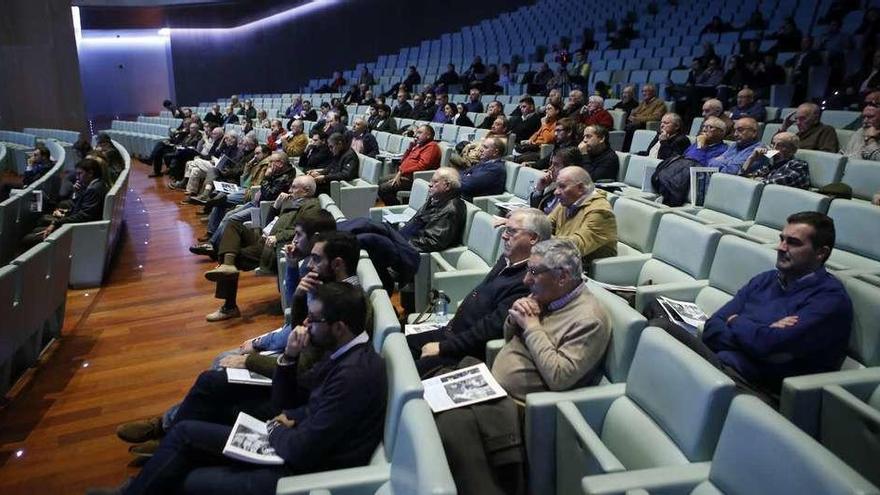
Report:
511,166,545,200
586,282,647,383
795,149,846,188
615,151,631,182
706,395,878,495
753,185,831,231
359,154,382,184
696,235,777,316
504,161,520,192
689,117,704,137
465,211,502,265
383,400,457,495
647,214,721,282
630,130,655,154
370,289,401,352
701,174,764,221
820,110,861,129
613,197,664,254
356,258,383,296
622,329,736,463
827,199,880,263
380,334,424,461
840,276,880,368
841,158,880,202
407,179,430,210
0,265,23,365
623,155,660,189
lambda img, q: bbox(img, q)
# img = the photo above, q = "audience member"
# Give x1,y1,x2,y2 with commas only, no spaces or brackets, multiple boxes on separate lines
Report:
308,132,359,196
530,147,583,213
88,282,385,495
377,125,441,205
450,117,510,169
202,175,320,321
492,238,611,401
349,117,379,158
408,208,551,375
392,91,413,119
639,112,691,159
579,95,614,128
523,117,580,169
509,96,542,142
465,88,484,113
709,117,762,174
611,85,638,118
453,103,475,127
728,88,767,122
684,116,728,165
780,103,840,153
702,98,734,139
547,166,617,265
842,103,880,160
648,211,852,400
740,132,811,189
300,130,333,172
622,83,666,151
459,137,507,201
578,125,619,181
280,119,308,158
478,100,504,130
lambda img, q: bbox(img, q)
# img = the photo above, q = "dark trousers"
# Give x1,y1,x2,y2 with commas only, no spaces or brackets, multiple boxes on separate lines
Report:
173,369,277,427
123,420,290,495
406,329,459,377
338,217,420,293
377,174,413,206
217,221,264,270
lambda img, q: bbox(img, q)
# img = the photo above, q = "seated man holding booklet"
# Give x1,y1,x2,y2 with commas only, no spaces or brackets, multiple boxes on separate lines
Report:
431,239,612,494
88,283,385,495
645,211,853,403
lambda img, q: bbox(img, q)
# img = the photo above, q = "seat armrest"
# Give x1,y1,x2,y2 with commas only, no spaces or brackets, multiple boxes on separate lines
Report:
557,401,625,484
485,339,505,368
525,384,627,495
275,465,390,495
780,368,880,438
580,463,712,495
591,254,653,286
634,280,710,312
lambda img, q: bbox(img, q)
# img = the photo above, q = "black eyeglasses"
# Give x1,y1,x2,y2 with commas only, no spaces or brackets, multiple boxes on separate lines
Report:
306,314,330,325
502,226,533,236
526,265,556,276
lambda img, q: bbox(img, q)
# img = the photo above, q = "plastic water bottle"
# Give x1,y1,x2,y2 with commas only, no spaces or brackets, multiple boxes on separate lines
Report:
434,290,449,326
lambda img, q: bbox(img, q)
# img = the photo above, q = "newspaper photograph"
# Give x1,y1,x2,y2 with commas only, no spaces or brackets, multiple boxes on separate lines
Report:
383,210,415,224
213,181,243,194
226,368,272,386
688,167,719,207
586,277,636,293
222,412,284,465
657,296,708,335
422,363,506,413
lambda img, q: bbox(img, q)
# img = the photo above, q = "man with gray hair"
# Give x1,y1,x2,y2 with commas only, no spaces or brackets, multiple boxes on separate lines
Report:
580,95,614,129
740,131,811,189
410,207,552,374
349,117,379,157
492,238,612,401
459,137,507,201
639,112,691,159
701,98,734,139
202,174,320,321
683,116,728,165
562,89,587,119
779,102,840,152
548,166,617,265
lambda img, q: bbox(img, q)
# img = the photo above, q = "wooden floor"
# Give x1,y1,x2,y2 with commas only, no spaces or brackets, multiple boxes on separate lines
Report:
0,160,286,494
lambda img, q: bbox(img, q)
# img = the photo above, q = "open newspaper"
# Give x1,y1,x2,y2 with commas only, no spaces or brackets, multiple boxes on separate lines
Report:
586,277,636,294
213,181,243,194
9,189,43,213
404,322,444,336
656,296,708,336
226,368,272,386
423,363,507,413
494,198,529,216
688,167,719,207
382,210,415,224
222,412,284,465
378,150,405,160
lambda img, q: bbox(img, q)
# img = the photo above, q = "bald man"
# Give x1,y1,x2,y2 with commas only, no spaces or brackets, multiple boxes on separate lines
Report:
709,117,762,174
729,88,767,122
780,103,840,153
548,166,617,265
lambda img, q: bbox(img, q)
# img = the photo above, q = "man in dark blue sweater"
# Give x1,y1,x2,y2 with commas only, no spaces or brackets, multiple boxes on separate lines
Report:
408,208,552,376
659,211,853,400
459,137,507,202
89,283,386,495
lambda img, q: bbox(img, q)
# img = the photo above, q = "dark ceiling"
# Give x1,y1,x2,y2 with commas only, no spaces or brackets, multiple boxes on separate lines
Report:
76,0,313,29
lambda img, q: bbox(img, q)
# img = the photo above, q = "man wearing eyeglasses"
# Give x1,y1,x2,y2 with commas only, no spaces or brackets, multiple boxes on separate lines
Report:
547,166,617,266
409,208,552,375
683,116,728,165
91,283,386,495
708,117,762,175
842,103,880,161
492,239,611,401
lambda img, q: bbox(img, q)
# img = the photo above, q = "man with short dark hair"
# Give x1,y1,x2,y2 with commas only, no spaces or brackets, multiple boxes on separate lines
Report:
651,211,853,400
392,92,413,119
308,132,359,195
478,100,504,130
509,96,542,141
578,125,619,181
91,282,386,495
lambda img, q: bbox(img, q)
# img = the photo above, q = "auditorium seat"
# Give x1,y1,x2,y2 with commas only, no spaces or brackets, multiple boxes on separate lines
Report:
580,395,878,495
671,174,765,225
327,153,382,219
536,328,735,495
629,129,655,155
794,149,846,188
715,185,831,244
472,165,544,215
824,199,880,272
840,158,880,203
429,210,503,311
610,196,665,257
592,214,721,310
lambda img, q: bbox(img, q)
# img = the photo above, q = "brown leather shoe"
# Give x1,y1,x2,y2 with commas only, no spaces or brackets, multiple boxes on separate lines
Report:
206,306,240,322
116,416,163,443
204,264,239,282
128,440,160,458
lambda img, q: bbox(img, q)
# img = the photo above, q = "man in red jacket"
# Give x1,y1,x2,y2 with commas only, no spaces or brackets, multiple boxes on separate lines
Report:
579,95,615,129
377,124,441,205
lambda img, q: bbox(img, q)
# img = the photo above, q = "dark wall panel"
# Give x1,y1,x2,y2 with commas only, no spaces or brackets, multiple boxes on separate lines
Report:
170,0,533,104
